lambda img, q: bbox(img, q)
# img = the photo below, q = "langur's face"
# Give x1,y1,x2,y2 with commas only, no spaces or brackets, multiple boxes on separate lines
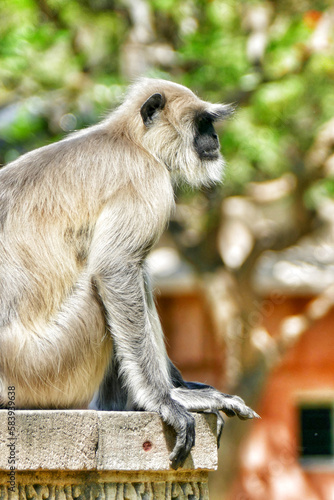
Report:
193,112,220,161
138,81,232,187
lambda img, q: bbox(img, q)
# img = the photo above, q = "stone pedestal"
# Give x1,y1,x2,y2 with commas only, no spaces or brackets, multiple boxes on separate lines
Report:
0,410,218,499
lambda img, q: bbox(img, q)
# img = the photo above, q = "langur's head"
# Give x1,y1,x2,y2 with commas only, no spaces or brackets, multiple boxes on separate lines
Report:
124,78,233,187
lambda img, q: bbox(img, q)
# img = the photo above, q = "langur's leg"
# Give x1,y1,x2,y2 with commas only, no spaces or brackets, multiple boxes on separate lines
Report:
94,345,128,411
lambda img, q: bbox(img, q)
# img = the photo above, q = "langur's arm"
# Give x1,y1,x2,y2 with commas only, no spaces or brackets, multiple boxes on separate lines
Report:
142,266,258,421
88,204,195,469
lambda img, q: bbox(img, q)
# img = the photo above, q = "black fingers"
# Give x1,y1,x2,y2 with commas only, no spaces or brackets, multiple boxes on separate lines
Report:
160,398,196,470
215,411,225,447
169,412,196,469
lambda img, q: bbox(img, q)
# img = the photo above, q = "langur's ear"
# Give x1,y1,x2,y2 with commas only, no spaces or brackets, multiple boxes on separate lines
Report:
140,93,166,126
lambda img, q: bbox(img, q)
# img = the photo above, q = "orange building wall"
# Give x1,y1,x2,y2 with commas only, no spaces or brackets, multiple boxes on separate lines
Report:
156,291,225,388
231,299,334,500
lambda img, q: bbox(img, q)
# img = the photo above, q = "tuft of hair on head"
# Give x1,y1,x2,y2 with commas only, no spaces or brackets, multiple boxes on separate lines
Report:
204,103,236,122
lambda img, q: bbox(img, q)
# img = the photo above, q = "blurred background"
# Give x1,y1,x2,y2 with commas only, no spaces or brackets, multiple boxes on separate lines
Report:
1,0,334,498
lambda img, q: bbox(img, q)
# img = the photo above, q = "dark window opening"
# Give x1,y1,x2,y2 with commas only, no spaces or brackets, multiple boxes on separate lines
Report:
299,407,333,458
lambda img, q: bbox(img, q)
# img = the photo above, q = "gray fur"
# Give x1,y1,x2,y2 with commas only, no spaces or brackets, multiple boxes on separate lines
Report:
0,78,257,468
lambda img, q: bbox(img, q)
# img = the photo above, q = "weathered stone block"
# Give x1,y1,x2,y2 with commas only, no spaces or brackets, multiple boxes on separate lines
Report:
97,411,218,471
0,410,218,499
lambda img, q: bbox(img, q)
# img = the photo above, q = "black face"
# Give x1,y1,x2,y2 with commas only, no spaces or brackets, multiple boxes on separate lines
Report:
194,113,220,160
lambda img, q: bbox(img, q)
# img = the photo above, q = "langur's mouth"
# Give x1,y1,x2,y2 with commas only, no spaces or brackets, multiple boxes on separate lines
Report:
200,150,220,160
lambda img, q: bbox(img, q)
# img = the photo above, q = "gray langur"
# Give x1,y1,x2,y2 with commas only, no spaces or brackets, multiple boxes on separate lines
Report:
0,78,258,468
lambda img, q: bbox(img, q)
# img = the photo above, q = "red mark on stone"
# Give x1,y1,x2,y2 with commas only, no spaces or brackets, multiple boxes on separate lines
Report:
143,441,152,451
